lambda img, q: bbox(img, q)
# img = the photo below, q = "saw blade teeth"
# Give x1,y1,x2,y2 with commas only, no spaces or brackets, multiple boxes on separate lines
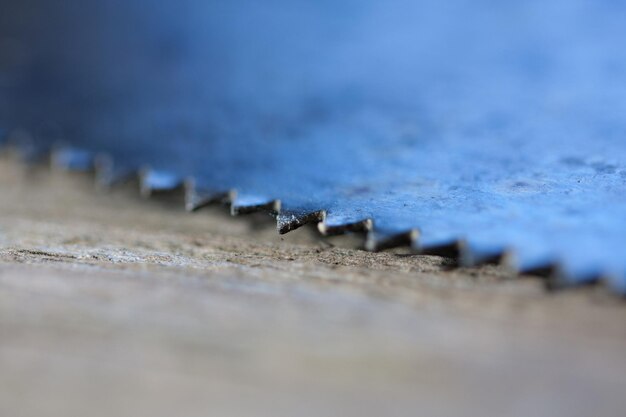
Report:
365,229,418,252
50,147,95,173
183,178,234,212
276,210,325,234
3,149,626,296
230,194,281,216
139,168,185,198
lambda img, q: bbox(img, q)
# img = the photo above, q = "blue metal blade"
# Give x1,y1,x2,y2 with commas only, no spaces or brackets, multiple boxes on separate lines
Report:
2,0,626,291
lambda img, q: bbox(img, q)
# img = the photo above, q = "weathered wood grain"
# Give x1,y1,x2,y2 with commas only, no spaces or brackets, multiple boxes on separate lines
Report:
1,158,625,417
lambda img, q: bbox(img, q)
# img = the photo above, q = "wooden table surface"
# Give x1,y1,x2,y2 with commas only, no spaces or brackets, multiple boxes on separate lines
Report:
1,157,625,417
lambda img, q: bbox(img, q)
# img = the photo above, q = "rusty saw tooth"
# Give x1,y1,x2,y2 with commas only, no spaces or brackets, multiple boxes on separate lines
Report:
50,147,95,173
94,154,138,190
230,194,281,216
364,229,418,252
139,168,185,199
183,178,234,212
276,209,325,235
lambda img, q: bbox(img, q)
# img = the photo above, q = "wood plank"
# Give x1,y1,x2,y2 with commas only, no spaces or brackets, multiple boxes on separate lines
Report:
1,158,625,417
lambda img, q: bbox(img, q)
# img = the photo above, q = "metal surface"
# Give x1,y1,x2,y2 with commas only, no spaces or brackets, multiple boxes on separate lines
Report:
2,1,626,292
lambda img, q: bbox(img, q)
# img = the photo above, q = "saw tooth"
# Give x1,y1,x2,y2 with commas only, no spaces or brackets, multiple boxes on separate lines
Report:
543,268,602,292
230,194,281,216
94,154,138,190
318,218,373,237
504,252,559,278
515,264,557,278
458,242,509,267
503,249,560,278
277,209,325,234
365,229,418,252
415,240,463,258
501,253,594,290
139,168,184,198
50,147,95,172
184,178,234,212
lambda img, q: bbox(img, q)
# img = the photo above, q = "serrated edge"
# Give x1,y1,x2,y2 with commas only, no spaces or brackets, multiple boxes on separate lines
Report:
0,139,621,296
